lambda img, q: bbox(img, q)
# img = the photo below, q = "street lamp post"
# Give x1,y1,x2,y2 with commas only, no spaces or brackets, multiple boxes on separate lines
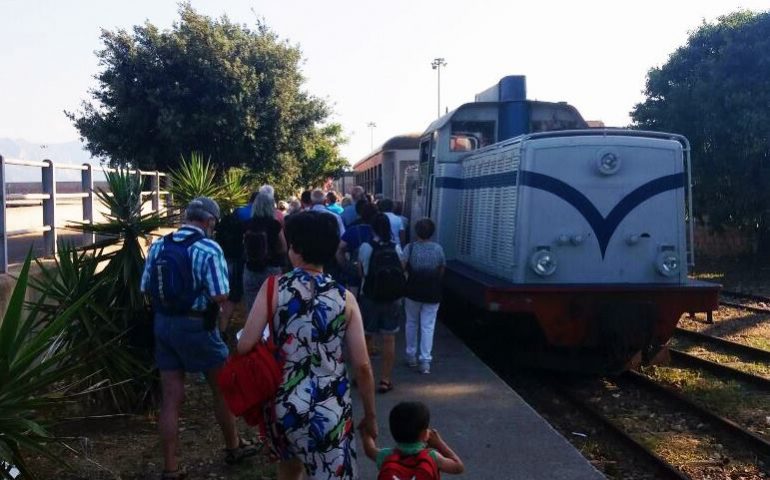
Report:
367,122,377,151
431,57,447,118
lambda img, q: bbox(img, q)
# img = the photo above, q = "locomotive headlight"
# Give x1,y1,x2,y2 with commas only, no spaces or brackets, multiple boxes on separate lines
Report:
530,248,558,277
596,150,621,175
656,251,680,277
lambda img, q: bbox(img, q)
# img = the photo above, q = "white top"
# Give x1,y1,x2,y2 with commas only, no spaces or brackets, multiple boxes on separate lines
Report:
384,211,404,247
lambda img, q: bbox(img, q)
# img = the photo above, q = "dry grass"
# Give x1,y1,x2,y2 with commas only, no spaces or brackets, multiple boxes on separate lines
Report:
644,365,770,439
30,378,275,480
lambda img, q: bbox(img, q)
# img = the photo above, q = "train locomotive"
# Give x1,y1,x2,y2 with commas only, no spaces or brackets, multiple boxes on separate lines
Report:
361,75,720,372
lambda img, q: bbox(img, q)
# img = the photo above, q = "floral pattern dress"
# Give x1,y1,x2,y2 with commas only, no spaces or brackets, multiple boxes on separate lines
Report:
263,268,357,479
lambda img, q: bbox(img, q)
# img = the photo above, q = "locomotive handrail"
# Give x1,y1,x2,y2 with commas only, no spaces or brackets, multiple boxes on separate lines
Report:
0,155,171,273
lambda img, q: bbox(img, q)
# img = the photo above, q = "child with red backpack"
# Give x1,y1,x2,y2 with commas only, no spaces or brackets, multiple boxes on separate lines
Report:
360,401,464,480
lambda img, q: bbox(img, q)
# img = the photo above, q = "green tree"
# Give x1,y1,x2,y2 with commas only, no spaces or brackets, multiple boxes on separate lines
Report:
66,4,340,184
295,124,349,189
631,11,770,244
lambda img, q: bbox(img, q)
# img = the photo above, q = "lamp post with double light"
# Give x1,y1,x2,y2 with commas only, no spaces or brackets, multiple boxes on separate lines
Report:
431,57,447,118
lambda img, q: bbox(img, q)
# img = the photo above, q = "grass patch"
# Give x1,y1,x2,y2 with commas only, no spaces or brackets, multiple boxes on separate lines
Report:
643,365,767,415
743,335,770,351
670,339,770,378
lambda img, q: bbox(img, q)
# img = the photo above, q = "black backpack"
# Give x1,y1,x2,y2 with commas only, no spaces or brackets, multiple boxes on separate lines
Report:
149,230,204,315
363,241,406,302
214,213,246,260
405,243,443,303
243,221,270,271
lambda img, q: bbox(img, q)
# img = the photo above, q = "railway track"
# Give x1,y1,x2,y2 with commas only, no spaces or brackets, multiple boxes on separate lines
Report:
669,348,770,388
552,381,690,480
674,327,770,363
625,371,770,457
719,290,770,314
552,371,770,479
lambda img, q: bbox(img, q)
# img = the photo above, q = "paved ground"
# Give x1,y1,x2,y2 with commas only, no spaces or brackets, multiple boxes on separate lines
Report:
351,320,604,479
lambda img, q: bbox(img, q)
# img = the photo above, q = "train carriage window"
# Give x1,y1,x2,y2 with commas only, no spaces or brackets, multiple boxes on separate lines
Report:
450,121,495,152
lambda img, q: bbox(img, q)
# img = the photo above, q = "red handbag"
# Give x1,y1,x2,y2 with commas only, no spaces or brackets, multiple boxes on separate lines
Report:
218,275,283,427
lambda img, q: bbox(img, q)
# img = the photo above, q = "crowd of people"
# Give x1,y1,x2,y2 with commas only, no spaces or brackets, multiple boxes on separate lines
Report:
141,185,463,480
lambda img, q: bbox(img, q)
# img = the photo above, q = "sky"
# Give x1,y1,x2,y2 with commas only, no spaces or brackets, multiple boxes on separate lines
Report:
1,0,769,167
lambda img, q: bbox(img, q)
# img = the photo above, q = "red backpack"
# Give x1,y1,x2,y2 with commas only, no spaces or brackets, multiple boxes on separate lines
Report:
378,448,440,480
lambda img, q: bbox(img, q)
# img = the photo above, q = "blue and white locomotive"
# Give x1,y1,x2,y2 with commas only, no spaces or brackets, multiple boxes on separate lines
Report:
405,75,719,371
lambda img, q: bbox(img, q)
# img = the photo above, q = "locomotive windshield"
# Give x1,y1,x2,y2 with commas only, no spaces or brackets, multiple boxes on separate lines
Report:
529,103,587,132
450,121,495,152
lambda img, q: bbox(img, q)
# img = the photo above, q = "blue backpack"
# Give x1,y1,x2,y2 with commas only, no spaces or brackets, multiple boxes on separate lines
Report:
149,230,204,315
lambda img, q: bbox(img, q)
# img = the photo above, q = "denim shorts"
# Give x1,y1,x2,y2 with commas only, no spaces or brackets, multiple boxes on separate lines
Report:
154,313,229,372
360,296,402,334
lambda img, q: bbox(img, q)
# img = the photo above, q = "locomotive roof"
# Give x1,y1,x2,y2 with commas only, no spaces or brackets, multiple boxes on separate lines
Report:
421,100,586,136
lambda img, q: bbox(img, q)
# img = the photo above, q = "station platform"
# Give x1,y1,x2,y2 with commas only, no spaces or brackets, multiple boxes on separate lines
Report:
352,320,603,479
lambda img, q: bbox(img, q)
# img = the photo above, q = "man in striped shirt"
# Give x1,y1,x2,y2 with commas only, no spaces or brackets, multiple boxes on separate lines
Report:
141,197,255,478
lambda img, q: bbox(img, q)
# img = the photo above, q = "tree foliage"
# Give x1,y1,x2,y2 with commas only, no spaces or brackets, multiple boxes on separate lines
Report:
631,11,770,237
67,4,346,190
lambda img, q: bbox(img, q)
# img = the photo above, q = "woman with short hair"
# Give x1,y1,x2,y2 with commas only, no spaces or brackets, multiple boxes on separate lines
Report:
402,218,445,374
238,211,377,480
242,192,286,313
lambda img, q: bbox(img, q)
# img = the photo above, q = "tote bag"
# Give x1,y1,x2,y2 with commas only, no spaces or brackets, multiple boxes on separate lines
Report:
217,276,283,427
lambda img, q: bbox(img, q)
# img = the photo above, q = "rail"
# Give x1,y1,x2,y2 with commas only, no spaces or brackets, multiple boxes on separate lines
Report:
0,155,171,273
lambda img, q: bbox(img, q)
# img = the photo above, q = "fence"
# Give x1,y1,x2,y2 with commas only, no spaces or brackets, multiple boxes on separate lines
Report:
0,154,170,273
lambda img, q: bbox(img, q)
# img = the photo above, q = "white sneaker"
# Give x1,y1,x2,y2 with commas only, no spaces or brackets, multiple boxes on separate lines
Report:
419,362,431,374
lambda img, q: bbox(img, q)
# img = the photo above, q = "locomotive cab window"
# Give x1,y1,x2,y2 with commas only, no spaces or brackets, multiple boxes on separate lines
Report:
529,103,587,132
450,121,495,152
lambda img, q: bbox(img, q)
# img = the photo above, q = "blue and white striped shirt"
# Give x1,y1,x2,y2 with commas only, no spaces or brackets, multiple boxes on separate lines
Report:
140,225,230,311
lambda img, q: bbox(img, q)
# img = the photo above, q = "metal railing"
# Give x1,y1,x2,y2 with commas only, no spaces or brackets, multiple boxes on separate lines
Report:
0,154,170,273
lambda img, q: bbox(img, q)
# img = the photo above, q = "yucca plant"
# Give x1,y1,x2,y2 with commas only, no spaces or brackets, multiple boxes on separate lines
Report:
217,167,252,215
29,243,153,411
67,169,166,410
0,253,99,479
80,169,167,315
168,151,223,209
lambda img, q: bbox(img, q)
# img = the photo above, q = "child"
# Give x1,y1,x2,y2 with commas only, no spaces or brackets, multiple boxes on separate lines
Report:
360,401,464,479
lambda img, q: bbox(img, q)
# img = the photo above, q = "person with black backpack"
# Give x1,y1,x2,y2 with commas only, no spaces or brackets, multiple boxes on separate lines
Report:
358,213,406,393
402,218,445,375
242,192,287,313
141,197,257,479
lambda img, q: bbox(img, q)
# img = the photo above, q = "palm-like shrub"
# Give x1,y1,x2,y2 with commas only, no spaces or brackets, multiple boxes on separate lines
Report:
63,169,167,410
85,169,166,316
29,243,153,411
168,152,222,209
218,167,251,215
169,153,252,215
0,254,98,479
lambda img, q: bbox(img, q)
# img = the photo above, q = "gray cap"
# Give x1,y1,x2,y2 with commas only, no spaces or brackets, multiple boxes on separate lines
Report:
185,196,221,223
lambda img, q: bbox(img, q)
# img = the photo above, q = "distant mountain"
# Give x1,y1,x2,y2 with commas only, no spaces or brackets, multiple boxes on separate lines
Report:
0,138,105,182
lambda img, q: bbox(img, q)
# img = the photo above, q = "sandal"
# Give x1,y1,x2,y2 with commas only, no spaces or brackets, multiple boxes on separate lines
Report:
377,380,393,394
224,438,260,465
161,469,187,479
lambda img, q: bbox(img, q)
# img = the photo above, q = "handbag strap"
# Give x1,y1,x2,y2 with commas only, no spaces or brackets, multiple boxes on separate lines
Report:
265,275,277,346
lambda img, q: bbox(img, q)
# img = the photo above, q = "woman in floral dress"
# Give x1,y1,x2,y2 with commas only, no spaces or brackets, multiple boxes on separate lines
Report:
238,211,377,480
